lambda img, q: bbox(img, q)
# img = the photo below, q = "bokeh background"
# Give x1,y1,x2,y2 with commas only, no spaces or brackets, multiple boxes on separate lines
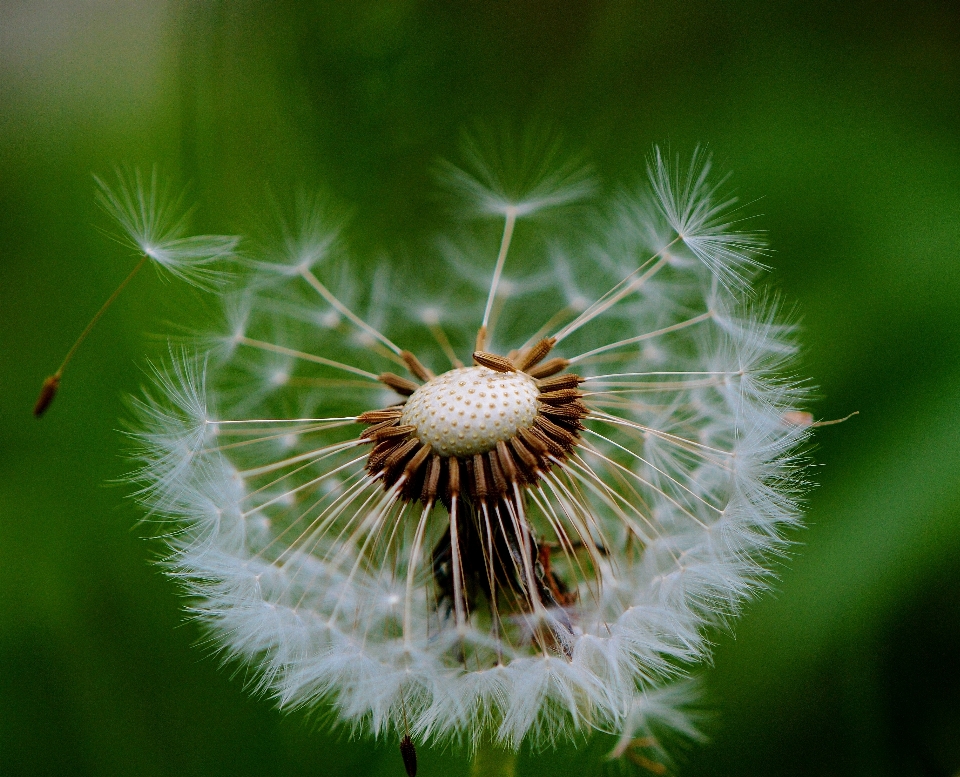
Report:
2,2,959,775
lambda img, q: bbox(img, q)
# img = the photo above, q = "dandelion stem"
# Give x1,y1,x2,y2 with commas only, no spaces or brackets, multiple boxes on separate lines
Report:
427,322,464,368
34,253,149,417
479,206,518,347
567,311,714,364
551,237,680,345
236,336,380,380
299,266,403,355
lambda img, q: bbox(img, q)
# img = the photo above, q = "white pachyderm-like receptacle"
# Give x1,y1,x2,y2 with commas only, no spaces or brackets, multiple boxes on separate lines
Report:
399,366,539,457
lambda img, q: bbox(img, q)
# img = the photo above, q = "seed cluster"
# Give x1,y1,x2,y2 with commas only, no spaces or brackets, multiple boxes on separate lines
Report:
358,338,589,508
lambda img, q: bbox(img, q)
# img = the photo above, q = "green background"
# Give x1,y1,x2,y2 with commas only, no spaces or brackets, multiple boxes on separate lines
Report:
2,2,959,775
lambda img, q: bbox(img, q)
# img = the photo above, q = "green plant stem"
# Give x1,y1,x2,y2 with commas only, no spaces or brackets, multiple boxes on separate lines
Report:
471,742,517,777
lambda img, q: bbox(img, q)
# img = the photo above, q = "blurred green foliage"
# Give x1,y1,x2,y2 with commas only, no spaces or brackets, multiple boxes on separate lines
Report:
2,1,959,775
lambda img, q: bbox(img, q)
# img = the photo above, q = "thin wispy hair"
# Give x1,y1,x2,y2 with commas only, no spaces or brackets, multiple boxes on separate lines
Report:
95,167,240,288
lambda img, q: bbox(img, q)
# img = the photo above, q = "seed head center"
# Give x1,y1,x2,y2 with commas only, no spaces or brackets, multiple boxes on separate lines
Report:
400,366,539,457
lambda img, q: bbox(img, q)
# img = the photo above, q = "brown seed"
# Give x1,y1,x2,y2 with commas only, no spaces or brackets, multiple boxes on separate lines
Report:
509,436,541,474
527,357,569,379
517,426,549,455
32,253,150,420
360,419,402,439
472,453,488,499
400,350,433,382
472,351,516,373
368,424,417,442
383,437,420,470
537,388,583,405
447,456,461,498
399,736,417,777
533,429,566,457
488,450,508,496
535,373,583,392
357,408,403,425
421,454,442,503
368,440,402,470
379,372,420,396
514,337,556,372
33,374,61,418
496,440,518,483
538,401,588,421
534,416,578,451
403,444,432,479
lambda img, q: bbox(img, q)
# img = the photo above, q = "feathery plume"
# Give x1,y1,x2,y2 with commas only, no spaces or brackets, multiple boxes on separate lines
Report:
132,146,812,766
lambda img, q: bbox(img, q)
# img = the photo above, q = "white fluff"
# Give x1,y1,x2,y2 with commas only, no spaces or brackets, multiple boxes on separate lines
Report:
95,168,239,288
133,146,811,754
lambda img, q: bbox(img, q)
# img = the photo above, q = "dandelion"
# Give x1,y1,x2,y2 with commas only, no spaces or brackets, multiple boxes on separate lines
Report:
33,168,239,417
134,145,810,773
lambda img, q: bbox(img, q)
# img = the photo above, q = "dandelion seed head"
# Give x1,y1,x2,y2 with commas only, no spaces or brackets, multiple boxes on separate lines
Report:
133,145,813,754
